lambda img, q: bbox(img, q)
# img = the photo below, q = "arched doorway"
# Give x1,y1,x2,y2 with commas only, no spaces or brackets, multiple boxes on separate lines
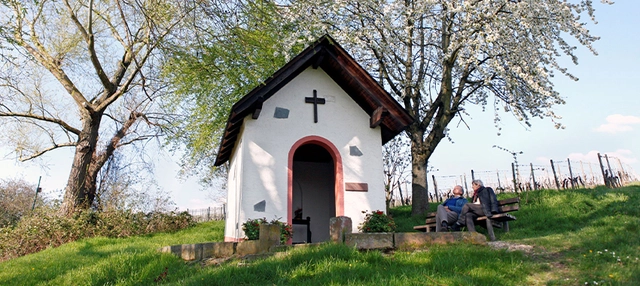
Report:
288,136,344,243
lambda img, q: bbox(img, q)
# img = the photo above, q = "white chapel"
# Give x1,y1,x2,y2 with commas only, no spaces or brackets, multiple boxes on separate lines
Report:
214,35,413,243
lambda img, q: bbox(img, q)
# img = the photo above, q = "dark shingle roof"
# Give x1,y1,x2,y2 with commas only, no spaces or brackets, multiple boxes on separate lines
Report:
214,35,413,166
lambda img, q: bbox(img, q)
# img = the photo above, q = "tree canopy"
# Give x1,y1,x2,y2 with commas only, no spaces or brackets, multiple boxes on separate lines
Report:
0,0,194,215
164,0,611,216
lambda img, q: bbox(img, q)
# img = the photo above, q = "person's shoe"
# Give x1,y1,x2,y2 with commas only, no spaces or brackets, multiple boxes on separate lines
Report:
441,221,448,231
451,222,462,231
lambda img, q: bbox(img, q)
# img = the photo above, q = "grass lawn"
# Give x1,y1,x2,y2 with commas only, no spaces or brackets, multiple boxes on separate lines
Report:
1,185,639,285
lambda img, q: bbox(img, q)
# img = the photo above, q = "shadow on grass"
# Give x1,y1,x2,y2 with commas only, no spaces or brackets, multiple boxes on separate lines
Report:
174,243,539,286
0,221,225,285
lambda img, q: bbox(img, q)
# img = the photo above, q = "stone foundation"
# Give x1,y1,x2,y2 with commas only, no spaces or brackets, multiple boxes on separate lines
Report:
160,217,489,261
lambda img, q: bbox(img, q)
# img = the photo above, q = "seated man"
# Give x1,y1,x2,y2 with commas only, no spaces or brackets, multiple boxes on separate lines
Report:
455,179,500,232
435,185,467,232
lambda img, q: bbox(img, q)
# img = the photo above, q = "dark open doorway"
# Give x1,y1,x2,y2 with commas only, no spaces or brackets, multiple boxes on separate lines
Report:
291,143,336,243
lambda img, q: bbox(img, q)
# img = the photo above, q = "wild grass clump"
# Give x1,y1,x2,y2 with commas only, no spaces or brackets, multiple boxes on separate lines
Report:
0,207,195,261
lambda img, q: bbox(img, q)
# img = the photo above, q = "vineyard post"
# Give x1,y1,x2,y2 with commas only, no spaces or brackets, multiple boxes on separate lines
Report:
550,159,560,190
530,163,537,190
567,158,575,189
511,163,518,193
597,153,609,187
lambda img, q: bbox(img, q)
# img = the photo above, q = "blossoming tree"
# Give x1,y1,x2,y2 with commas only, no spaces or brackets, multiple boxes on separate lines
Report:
285,0,612,215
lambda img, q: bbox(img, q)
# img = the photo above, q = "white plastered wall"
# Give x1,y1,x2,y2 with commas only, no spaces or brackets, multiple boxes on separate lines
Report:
224,66,387,240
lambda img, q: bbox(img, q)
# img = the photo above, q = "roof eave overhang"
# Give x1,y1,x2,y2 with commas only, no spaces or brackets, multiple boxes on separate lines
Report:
214,35,413,166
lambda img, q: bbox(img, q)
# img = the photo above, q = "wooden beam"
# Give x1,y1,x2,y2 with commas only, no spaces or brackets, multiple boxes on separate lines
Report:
251,97,264,119
370,106,388,128
312,51,325,69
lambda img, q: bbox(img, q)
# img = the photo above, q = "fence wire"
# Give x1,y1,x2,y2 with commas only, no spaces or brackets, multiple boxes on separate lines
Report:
185,205,226,222
389,154,639,205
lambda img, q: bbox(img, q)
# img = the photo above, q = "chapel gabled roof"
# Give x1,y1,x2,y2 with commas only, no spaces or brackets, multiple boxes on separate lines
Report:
213,34,413,166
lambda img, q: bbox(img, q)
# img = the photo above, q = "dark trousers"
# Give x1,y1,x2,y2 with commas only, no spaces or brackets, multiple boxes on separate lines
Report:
435,205,459,232
456,203,484,232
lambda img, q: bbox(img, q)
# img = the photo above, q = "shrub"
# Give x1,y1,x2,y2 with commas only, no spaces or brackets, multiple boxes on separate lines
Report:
359,210,396,233
242,218,293,244
0,208,195,261
242,218,268,240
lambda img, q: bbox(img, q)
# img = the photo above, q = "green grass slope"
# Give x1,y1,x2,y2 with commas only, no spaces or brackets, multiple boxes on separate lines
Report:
1,185,638,285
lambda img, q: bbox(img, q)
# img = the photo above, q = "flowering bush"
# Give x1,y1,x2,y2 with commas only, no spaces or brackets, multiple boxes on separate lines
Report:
242,218,293,244
358,210,396,233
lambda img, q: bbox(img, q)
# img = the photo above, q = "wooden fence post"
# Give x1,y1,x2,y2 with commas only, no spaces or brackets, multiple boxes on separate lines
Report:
530,163,537,190
496,171,502,189
464,173,469,197
511,163,518,193
616,157,627,184
471,169,475,181
605,154,616,187
550,159,560,190
567,158,575,189
597,153,608,187
432,175,439,202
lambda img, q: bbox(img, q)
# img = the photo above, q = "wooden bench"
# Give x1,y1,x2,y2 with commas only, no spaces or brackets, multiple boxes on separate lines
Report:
413,197,520,241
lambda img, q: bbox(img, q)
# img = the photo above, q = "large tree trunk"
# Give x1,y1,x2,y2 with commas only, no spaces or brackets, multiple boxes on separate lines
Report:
409,127,428,217
60,112,103,215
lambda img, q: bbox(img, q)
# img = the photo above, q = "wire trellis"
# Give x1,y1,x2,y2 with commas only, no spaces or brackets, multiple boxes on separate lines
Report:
389,153,639,205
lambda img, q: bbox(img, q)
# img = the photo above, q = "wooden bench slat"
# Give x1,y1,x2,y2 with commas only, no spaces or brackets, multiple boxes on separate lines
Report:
475,213,517,222
416,197,520,240
497,197,520,205
499,205,519,213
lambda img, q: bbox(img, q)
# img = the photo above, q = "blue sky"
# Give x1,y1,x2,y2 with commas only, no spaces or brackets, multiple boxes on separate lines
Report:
430,0,640,188
1,1,638,210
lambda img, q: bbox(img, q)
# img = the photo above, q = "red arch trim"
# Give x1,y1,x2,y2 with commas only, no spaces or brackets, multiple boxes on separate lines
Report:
287,135,344,229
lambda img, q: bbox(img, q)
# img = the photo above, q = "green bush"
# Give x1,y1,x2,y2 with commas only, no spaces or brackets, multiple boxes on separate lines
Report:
242,218,293,244
359,210,396,233
242,218,268,240
0,208,195,261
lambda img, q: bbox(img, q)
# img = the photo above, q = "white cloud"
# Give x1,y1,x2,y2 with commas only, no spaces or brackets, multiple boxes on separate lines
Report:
606,114,640,125
594,114,640,134
567,149,637,165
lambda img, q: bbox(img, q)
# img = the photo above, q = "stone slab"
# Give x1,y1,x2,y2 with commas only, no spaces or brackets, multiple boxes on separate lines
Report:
160,243,202,261
202,242,236,259
329,216,352,243
236,240,264,256
345,233,393,250
394,232,487,251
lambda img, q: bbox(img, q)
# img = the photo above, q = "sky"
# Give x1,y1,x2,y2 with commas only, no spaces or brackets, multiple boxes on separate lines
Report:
1,1,638,210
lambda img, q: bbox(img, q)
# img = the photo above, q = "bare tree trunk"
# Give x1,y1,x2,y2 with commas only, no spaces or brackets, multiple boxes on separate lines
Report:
60,112,103,214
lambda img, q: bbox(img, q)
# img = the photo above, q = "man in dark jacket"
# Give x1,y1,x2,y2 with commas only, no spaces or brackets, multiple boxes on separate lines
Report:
455,179,500,232
436,185,468,232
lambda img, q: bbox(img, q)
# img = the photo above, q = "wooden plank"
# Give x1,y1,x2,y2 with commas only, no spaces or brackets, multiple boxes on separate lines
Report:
425,218,436,224
426,212,437,218
499,205,520,213
497,197,520,205
251,97,263,119
413,225,428,232
475,213,517,222
369,106,388,128
345,182,368,192
486,217,496,241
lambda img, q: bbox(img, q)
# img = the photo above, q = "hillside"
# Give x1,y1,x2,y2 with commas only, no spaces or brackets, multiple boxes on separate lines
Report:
1,185,638,285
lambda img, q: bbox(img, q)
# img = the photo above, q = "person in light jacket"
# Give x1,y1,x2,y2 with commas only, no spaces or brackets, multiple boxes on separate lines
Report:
454,179,500,232
435,185,467,232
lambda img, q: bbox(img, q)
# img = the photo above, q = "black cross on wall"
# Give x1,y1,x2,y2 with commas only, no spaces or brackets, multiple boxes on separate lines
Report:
305,89,325,123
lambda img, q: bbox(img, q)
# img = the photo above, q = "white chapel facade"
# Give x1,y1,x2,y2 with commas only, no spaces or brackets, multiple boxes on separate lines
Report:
214,35,413,243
